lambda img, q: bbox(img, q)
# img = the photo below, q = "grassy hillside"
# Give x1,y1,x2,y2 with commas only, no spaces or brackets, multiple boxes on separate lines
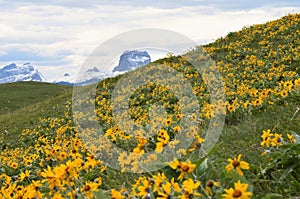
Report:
0,81,72,134
0,13,299,199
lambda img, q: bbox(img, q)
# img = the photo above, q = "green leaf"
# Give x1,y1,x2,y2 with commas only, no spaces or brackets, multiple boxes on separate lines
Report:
193,143,220,168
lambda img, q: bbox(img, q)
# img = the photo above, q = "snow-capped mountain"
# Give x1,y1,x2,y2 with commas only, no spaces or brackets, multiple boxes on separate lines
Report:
113,50,151,73
0,63,46,84
1,50,152,86
53,67,109,86
54,50,152,85
77,67,109,85
53,73,77,86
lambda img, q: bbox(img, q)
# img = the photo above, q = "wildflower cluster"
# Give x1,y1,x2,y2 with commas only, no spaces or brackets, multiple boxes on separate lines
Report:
0,115,105,198
0,13,299,198
261,129,297,152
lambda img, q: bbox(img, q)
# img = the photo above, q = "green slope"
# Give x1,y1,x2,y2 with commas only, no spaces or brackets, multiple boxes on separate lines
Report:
0,81,72,134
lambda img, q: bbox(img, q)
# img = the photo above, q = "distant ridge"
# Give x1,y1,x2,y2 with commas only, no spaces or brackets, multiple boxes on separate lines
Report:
0,63,46,84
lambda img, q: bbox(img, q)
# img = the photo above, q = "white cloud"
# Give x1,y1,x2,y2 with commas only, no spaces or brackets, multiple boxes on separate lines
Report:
0,2,299,80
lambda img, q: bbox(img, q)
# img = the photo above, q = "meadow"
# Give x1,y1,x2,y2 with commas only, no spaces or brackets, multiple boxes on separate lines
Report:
0,13,299,198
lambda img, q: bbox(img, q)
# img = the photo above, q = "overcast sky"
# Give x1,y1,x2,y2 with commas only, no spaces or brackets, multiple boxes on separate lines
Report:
0,0,299,81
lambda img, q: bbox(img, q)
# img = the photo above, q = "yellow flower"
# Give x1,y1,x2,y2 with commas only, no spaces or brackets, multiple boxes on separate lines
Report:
157,129,170,144
243,101,250,109
225,154,249,176
287,133,294,143
52,192,65,199
260,89,270,99
227,103,236,112
137,137,148,146
94,177,102,186
19,170,30,181
133,146,145,154
157,182,172,199
251,98,263,107
81,182,99,198
111,189,125,199
170,178,181,192
165,118,172,127
205,180,221,196
169,158,181,170
153,172,167,192
65,160,80,179
284,80,293,90
189,134,205,152
10,161,18,169
59,151,67,161
248,89,258,97
41,165,67,189
173,126,181,133
222,180,252,199
155,142,165,153
179,178,201,198
137,178,152,197
271,133,283,146
294,78,300,87
155,129,170,152
133,137,148,154
280,89,288,98
26,180,43,199
260,129,273,147
169,159,196,181
180,160,196,174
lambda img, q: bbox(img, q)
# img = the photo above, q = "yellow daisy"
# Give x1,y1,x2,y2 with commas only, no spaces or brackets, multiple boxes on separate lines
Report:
225,154,249,176
222,180,252,199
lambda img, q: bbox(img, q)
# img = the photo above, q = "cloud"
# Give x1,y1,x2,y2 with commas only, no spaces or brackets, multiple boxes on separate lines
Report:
5,0,299,9
0,1,299,80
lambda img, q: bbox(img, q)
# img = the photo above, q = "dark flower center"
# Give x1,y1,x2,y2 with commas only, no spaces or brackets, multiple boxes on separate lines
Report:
206,180,214,188
181,165,189,172
84,185,91,191
232,190,242,198
232,160,240,168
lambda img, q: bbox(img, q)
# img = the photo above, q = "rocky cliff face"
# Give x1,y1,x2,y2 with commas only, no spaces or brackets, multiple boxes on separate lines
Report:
113,50,151,72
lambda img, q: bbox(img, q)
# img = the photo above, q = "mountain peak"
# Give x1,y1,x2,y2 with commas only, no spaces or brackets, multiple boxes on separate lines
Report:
86,67,100,73
1,50,152,86
113,50,151,72
0,63,46,84
3,63,17,70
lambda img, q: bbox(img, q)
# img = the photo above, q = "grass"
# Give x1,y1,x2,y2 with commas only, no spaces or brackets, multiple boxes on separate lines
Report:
0,81,72,134
215,92,300,197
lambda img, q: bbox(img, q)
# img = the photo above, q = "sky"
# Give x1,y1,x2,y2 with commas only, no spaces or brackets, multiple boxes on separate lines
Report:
0,0,299,81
